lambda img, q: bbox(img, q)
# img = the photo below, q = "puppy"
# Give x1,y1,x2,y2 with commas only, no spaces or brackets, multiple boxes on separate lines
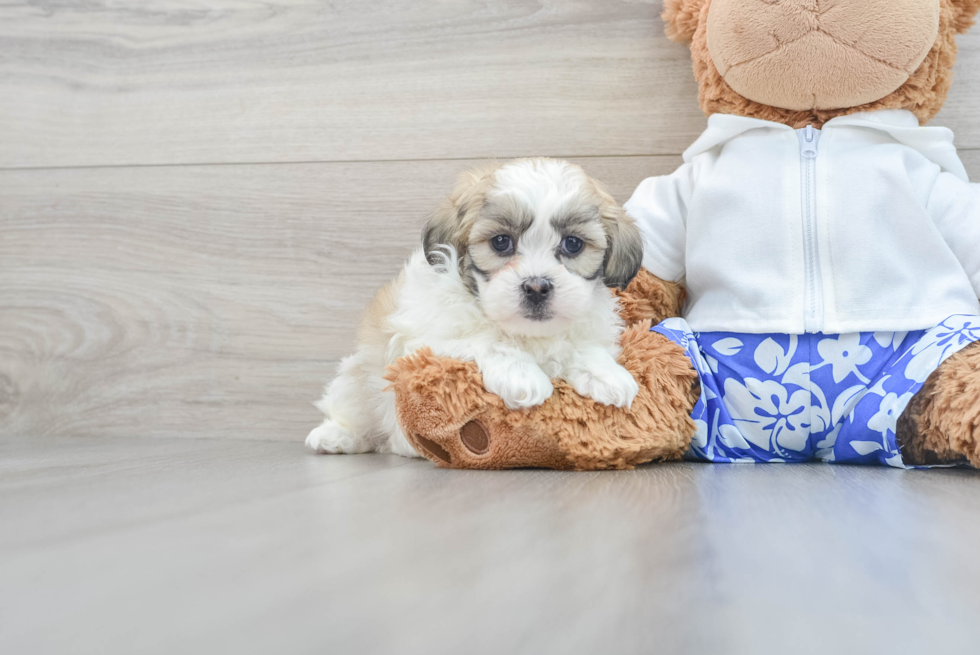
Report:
306,158,644,457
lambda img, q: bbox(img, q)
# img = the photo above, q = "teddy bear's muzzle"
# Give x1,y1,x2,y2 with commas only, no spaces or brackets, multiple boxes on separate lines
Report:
705,0,941,111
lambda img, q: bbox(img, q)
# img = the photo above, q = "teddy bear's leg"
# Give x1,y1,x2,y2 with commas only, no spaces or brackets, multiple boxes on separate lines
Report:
384,348,575,469
897,341,980,466
401,386,575,471
416,327,699,471
385,326,700,470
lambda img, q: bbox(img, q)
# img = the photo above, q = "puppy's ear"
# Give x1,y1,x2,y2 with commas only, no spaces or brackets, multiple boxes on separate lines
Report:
422,163,497,265
422,198,466,266
662,0,708,42
951,0,980,33
600,204,644,290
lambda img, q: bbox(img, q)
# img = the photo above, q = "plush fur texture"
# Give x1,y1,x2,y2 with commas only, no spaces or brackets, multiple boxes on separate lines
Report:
614,267,687,327
385,270,698,470
898,342,980,466
953,0,980,31
666,0,978,127
662,0,705,43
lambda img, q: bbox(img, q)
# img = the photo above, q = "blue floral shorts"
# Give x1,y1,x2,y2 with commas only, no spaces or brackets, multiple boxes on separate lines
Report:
652,315,980,468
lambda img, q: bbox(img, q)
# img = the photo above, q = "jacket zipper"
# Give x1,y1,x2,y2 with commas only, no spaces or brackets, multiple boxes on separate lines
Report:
798,125,822,332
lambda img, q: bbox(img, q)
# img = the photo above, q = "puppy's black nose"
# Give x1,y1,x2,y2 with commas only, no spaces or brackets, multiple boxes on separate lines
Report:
521,278,553,304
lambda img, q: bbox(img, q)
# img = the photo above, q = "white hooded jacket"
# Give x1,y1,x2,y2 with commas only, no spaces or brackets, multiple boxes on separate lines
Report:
624,109,980,334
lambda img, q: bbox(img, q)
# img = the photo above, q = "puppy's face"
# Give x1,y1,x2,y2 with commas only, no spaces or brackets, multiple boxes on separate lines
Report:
423,159,643,337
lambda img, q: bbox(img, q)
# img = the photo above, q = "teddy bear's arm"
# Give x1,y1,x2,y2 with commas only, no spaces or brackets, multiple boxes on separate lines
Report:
624,164,694,286
927,172,980,296
615,269,686,326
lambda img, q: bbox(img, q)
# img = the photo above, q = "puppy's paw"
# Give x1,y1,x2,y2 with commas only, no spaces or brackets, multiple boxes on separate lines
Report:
568,362,639,409
481,360,554,410
305,420,372,454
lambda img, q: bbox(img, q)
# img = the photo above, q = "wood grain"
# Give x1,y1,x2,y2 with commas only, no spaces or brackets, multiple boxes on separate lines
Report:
0,156,680,441
4,438,980,655
0,0,701,168
2,0,978,169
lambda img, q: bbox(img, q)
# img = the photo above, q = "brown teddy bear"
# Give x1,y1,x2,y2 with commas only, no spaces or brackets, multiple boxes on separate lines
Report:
389,0,980,470
385,271,698,469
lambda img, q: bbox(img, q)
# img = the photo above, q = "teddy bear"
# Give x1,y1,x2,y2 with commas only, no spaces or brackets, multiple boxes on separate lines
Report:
388,0,980,470
385,270,698,469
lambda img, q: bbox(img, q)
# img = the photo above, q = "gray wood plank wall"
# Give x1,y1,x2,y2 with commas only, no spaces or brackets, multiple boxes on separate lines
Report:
2,1,979,441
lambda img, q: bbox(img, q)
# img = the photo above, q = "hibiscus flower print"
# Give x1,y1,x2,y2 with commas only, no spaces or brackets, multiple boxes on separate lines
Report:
816,333,872,383
722,378,810,454
867,391,915,436
651,314,980,468
903,316,980,383
872,331,908,350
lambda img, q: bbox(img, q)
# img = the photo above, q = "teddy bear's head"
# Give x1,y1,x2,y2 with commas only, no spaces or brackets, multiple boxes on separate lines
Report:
664,0,980,127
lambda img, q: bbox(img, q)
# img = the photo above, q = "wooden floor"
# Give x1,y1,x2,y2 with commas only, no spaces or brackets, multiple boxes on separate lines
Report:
4,2,980,652
4,436,980,655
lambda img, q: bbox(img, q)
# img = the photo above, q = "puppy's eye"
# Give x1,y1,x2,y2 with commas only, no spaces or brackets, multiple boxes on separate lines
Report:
490,235,514,254
561,236,584,256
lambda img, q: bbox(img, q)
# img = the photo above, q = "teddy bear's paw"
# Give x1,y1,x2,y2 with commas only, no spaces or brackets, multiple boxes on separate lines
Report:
403,418,492,468
567,361,640,409
305,420,373,454
481,359,554,409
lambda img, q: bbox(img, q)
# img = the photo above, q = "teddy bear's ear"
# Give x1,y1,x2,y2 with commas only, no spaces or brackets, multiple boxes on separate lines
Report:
662,0,708,43
951,0,980,33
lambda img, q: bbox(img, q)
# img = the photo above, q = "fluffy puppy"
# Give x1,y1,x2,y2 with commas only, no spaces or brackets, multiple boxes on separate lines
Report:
306,158,644,457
